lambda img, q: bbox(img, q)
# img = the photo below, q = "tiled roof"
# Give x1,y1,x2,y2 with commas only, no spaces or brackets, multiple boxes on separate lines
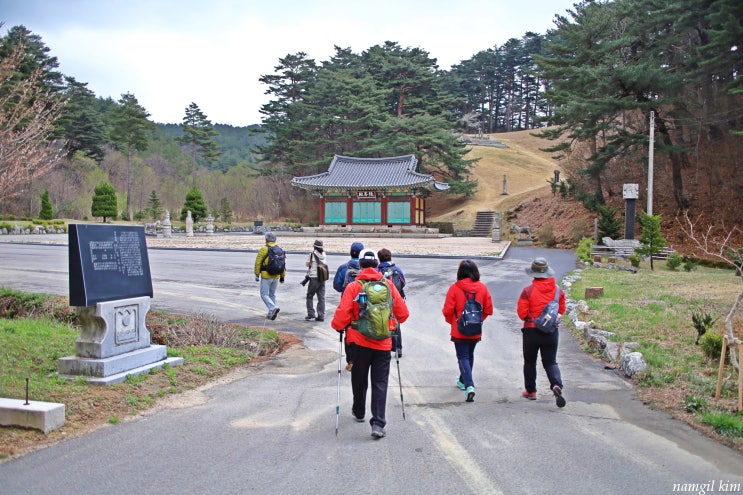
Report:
291,154,448,191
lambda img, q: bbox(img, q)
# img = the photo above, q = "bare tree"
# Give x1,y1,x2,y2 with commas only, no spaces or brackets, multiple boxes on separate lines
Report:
0,44,66,202
680,212,743,371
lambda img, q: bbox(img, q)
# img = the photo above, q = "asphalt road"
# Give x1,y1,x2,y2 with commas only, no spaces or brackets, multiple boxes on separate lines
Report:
1,242,742,494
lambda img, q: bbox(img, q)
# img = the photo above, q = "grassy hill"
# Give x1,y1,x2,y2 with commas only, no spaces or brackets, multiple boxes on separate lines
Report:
428,129,589,245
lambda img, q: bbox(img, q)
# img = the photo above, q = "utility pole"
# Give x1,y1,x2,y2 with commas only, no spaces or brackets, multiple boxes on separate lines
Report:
647,111,655,215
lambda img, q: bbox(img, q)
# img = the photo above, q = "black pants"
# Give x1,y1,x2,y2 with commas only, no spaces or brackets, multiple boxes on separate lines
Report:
350,344,391,427
522,328,563,393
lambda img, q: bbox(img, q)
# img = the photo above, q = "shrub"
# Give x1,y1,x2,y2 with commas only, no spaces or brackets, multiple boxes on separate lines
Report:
628,253,642,268
536,224,556,247
699,331,727,362
683,259,698,272
666,253,682,271
576,237,593,262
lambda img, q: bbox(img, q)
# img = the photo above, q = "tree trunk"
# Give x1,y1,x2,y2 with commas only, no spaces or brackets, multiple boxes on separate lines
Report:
724,290,741,372
655,115,688,211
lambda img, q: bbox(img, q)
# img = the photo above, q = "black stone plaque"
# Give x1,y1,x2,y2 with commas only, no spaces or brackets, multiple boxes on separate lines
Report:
69,224,153,306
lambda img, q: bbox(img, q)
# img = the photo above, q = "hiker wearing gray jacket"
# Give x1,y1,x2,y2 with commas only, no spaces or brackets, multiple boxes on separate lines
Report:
304,239,326,322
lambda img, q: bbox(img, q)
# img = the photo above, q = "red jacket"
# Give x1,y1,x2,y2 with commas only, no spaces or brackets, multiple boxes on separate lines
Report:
517,277,566,329
331,267,409,351
442,278,493,340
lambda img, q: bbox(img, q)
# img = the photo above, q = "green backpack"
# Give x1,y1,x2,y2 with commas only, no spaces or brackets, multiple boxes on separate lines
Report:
351,280,393,340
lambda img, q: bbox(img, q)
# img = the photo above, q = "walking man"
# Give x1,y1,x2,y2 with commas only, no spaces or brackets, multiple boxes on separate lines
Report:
331,249,409,439
304,239,327,322
254,232,285,320
377,248,407,356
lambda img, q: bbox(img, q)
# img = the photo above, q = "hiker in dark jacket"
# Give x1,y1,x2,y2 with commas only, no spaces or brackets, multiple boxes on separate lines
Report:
377,248,406,356
442,259,493,403
332,241,364,293
517,257,567,408
332,249,409,439
333,241,364,370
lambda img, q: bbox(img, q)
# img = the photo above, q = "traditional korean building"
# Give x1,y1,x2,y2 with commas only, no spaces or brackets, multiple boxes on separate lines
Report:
291,154,449,226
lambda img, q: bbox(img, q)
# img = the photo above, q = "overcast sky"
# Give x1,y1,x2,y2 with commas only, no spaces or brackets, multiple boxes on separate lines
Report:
3,0,577,126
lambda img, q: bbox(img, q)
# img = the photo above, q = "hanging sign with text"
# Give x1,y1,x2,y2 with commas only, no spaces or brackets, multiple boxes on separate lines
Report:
69,224,153,306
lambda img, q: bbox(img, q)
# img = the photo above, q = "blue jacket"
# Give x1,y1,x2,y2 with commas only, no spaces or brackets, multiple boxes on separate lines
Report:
333,258,360,293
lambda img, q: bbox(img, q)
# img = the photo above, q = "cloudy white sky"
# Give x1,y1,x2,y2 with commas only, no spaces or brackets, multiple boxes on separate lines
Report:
3,0,576,126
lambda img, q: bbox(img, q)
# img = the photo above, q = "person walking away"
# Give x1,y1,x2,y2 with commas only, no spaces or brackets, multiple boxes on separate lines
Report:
377,248,406,357
333,241,364,370
304,239,327,322
333,241,364,293
331,249,409,439
517,257,567,408
254,232,286,320
442,259,493,402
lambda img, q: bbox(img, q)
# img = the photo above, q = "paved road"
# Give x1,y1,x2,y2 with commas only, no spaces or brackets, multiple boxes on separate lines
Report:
1,242,742,494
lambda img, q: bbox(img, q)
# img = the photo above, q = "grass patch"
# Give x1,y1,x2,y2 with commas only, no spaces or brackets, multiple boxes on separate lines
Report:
0,288,283,462
570,261,743,451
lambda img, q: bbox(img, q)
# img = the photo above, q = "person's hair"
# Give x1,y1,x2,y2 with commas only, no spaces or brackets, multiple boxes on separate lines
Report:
315,247,324,254
377,248,392,262
457,259,480,281
359,257,378,269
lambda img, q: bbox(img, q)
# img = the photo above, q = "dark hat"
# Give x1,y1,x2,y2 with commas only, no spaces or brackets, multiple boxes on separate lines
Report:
264,232,276,242
525,257,554,278
350,241,364,258
359,249,378,268
313,239,323,248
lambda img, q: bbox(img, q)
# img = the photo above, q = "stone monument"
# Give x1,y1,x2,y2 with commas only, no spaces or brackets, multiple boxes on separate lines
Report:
206,214,214,235
185,210,194,237
59,224,182,385
623,183,639,240
163,210,172,238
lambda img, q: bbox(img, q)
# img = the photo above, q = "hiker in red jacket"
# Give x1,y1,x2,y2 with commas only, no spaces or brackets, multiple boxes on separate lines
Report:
517,257,567,408
331,249,409,439
442,259,493,403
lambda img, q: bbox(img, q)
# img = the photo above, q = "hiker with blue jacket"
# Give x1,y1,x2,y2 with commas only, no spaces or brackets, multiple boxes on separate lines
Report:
333,241,364,370
442,259,493,403
331,249,409,439
254,232,286,320
517,257,567,408
377,248,406,357
333,241,364,293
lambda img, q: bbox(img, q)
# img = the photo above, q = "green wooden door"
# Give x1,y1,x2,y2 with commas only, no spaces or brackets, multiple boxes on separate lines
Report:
352,202,381,223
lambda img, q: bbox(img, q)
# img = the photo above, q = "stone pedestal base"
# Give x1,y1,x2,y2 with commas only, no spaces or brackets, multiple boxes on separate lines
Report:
58,345,183,385
58,296,183,385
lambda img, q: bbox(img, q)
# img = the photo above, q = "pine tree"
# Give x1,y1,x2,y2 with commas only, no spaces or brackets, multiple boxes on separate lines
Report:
636,212,667,271
146,190,163,221
91,182,117,222
39,189,53,220
597,205,622,242
109,92,154,220
180,188,207,222
218,197,233,223
178,102,221,188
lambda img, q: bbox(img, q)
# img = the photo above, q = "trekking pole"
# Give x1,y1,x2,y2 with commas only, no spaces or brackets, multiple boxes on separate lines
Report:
394,333,406,420
335,330,343,436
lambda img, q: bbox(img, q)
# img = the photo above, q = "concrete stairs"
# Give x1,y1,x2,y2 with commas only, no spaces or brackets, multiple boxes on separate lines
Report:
471,211,496,237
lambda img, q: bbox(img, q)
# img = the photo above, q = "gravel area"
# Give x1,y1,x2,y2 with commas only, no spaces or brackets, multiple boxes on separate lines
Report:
1,232,510,258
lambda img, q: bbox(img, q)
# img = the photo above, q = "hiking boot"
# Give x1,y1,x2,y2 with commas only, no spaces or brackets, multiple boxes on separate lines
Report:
352,411,365,423
305,315,314,320
465,386,476,402
456,378,466,390
552,385,566,408
270,308,280,320
371,424,386,439
315,316,324,322
522,390,537,400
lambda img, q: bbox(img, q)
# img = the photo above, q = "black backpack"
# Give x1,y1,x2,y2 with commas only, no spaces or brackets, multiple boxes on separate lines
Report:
264,245,286,275
342,261,360,289
457,291,483,336
382,265,406,299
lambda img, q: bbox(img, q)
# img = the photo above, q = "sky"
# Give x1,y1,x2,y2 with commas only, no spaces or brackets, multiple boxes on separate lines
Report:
2,0,577,126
